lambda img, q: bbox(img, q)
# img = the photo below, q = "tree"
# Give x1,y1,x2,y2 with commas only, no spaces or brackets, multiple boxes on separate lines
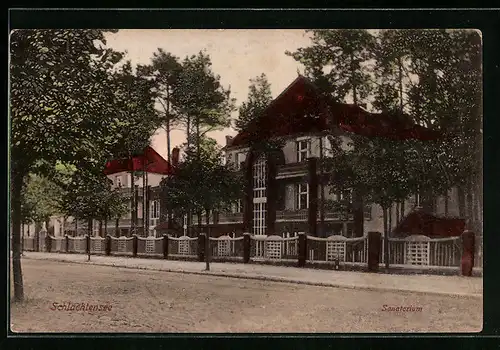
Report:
404,30,482,227
235,73,273,132
20,174,63,231
171,51,235,150
286,29,377,237
60,170,128,240
137,49,183,164
10,29,161,301
168,51,235,234
160,137,243,270
324,134,433,267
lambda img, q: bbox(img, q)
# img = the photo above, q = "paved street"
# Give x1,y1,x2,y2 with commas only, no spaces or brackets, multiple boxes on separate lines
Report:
21,252,483,297
10,258,482,332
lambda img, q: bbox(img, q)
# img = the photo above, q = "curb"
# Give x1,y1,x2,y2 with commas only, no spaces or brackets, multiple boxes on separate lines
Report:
22,255,482,299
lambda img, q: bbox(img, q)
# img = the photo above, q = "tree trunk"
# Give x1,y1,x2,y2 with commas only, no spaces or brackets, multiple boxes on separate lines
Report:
166,87,172,164
11,170,25,302
466,181,474,228
205,209,211,271
444,192,449,216
400,200,405,220
87,218,92,261
319,136,325,236
458,185,466,219
388,204,392,237
130,171,134,236
104,219,108,238
75,219,78,237
398,57,404,112
383,207,389,270
395,203,400,225
350,53,364,238
115,217,119,237
197,210,202,238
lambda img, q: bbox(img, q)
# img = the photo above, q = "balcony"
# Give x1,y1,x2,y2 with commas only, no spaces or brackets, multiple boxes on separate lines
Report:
218,212,243,224
276,210,354,222
276,162,308,179
65,218,145,230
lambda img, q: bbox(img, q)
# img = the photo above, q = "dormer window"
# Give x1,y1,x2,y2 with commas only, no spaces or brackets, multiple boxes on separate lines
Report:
296,139,310,162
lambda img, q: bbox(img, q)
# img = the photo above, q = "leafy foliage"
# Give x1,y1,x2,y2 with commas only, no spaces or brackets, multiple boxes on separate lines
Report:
20,174,63,225
286,29,377,103
161,136,243,219
235,73,273,132
10,29,163,300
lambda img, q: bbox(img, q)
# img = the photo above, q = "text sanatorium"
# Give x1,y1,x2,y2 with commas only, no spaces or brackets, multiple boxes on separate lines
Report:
50,302,112,312
381,305,423,312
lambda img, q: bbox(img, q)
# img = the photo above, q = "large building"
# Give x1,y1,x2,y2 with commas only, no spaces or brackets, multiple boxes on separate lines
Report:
22,75,467,239
185,75,464,238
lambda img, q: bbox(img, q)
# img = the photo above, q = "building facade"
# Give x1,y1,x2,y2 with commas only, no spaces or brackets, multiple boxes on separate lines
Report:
198,75,463,238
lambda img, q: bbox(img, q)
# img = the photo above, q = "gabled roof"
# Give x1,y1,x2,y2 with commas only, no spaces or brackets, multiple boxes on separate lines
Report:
104,146,174,175
229,75,442,147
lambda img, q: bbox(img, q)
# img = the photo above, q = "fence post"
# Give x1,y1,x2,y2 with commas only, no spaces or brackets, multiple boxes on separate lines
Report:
45,235,52,253
65,235,69,253
298,232,307,267
132,234,138,257
86,234,90,255
461,230,475,276
105,235,111,256
163,234,169,259
243,233,251,263
367,231,382,272
198,233,206,262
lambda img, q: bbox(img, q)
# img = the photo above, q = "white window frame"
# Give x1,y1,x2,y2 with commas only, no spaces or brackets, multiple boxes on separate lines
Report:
236,152,247,170
296,183,309,210
253,155,267,235
233,199,243,213
150,200,160,220
115,175,122,187
296,139,310,163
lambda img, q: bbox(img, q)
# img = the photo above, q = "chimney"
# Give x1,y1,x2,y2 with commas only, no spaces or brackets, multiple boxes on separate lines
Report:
171,147,180,167
225,135,234,146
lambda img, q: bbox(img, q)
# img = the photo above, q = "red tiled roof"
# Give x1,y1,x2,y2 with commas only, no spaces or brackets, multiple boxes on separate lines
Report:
230,75,442,147
104,146,174,175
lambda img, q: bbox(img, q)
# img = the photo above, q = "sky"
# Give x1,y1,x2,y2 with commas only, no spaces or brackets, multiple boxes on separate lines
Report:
105,29,312,160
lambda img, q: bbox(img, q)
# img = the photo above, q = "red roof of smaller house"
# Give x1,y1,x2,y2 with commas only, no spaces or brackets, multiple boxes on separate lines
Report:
104,146,174,175
392,209,465,238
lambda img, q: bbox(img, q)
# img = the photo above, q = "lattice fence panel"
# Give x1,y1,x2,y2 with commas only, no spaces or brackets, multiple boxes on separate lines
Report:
326,241,346,262
405,241,430,266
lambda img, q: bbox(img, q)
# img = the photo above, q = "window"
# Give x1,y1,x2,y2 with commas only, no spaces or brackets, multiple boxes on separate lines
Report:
335,189,352,204
296,140,310,162
295,183,309,210
115,175,122,187
236,152,246,170
150,200,160,219
253,155,267,235
233,199,243,213
226,153,233,166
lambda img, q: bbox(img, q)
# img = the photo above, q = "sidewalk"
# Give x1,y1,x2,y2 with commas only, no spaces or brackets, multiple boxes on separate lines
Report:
22,252,482,298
